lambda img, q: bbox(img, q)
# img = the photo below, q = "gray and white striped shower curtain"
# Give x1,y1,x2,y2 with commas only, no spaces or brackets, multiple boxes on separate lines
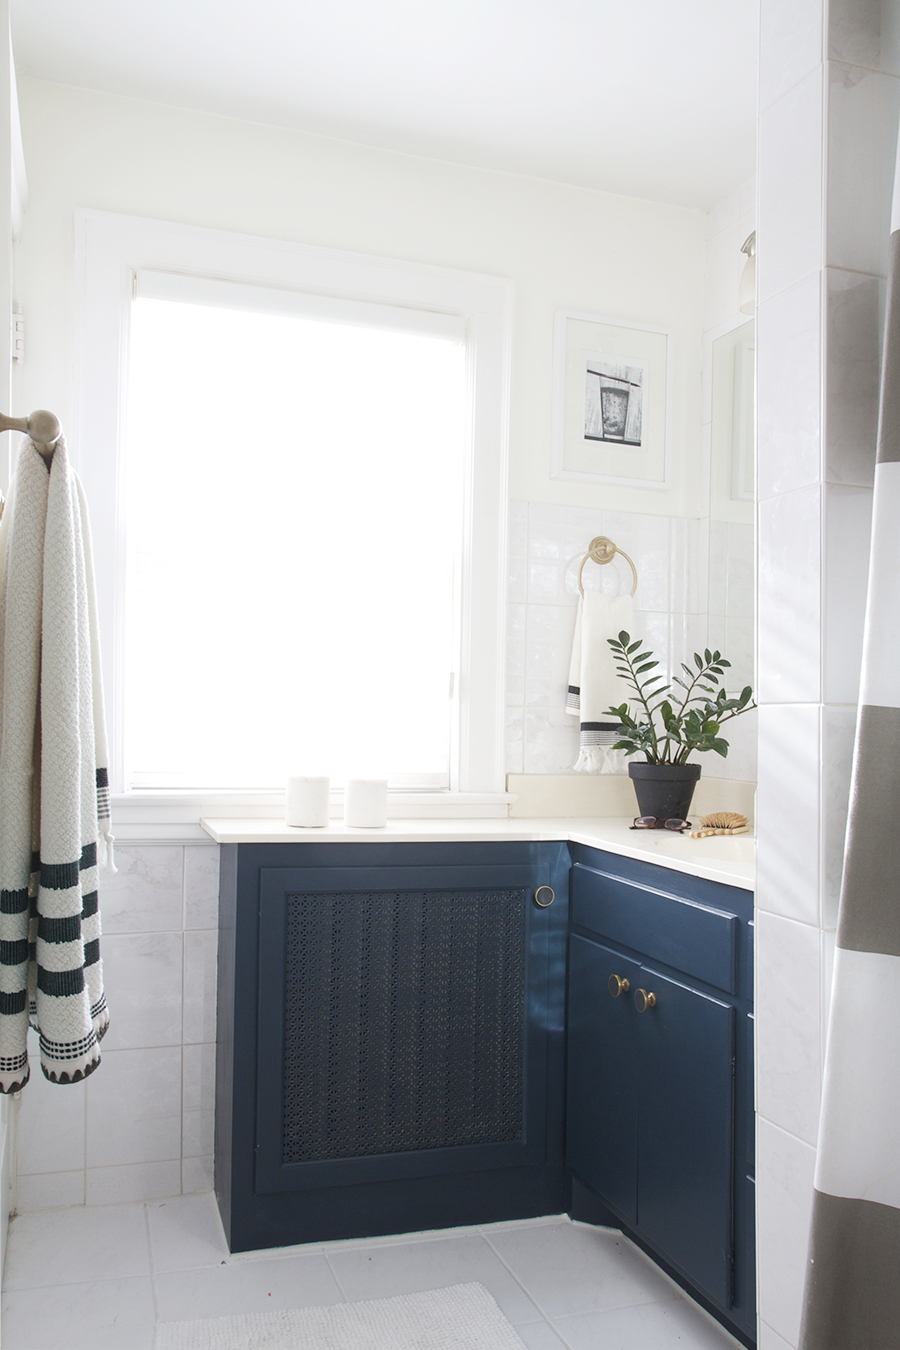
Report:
799,141,900,1346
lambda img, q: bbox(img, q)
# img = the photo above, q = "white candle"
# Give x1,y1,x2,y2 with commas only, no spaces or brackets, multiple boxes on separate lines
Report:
344,778,388,828
286,776,331,828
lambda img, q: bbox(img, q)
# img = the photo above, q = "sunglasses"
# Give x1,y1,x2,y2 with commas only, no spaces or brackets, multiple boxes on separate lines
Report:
630,816,692,833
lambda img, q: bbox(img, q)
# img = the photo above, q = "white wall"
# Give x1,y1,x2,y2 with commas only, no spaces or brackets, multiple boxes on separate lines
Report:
13,77,706,519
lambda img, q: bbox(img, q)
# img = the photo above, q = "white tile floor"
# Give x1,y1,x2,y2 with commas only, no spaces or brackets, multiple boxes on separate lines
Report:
1,1194,745,1350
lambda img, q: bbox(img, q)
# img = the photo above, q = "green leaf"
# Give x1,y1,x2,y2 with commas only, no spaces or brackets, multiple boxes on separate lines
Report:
704,648,712,665
618,631,631,645
694,652,703,669
719,658,731,667
710,738,729,757
627,640,642,655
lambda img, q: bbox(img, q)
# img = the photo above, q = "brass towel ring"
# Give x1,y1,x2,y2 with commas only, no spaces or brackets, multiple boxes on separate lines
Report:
577,536,638,598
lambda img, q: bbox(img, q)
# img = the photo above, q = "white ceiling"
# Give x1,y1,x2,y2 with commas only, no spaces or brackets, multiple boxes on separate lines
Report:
11,0,758,210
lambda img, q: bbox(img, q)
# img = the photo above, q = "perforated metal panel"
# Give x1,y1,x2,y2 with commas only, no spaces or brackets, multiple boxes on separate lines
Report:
282,889,527,1165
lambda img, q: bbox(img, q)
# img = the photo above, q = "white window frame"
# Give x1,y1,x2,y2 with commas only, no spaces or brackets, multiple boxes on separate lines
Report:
74,209,513,831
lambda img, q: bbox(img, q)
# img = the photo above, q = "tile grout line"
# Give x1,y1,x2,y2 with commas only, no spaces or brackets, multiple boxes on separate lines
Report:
321,1247,351,1303
479,1230,576,1350
144,1202,162,1330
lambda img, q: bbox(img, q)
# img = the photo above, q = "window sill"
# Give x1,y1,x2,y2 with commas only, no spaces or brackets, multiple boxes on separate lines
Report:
110,791,518,846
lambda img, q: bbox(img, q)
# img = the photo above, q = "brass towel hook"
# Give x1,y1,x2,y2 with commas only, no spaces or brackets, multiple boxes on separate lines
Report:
577,535,638,598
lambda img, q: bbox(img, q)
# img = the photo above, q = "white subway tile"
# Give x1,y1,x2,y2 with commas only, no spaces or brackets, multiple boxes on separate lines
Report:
757,703,821,926
183,931,219,1045
756,912,823,1146
758,69,824,303
756,1120,817,1347
184,846,221,931
86,1046,182,1168
86,1160,182,1205
100,846,184,935
601,512,670,612
759,0,823,113
757,273,822,500
100,932,184,1051
758,486,822,705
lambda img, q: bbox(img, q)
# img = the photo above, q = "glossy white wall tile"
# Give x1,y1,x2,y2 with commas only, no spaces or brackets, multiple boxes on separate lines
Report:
755,1120,817,1348
758,486,822,705
183,846,220,931
759,0,823,113
828,0,900,78
823,271,882,486
755,911,822,1145
757,703,821,926
100,846,184,935
756,273,822,499
86,1160,182,1206
100,932,184,1052
16,1169,85,1212
822,484,873,705
758,68,825,304
86,1046,182,1169
825,64,899,276
183,931,219,1046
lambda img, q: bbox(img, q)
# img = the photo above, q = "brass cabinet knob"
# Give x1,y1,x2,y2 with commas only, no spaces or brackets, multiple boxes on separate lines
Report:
608,973,630,998
634,988,657,1013
533,886,555,908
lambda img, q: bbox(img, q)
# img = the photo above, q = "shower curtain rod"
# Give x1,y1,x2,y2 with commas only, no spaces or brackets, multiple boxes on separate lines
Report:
0,409,62,460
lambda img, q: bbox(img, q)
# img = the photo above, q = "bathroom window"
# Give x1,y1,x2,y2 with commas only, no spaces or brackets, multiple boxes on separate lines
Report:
76,212,511,806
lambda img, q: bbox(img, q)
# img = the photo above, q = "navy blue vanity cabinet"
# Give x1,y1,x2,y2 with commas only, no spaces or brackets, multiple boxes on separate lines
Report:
566,844,755,1348
216,840,569,1253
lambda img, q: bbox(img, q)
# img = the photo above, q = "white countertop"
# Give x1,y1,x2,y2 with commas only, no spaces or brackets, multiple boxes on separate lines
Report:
200,816,755,890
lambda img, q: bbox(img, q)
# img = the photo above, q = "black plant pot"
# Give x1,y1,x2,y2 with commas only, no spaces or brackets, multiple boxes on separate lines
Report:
628,761,702,823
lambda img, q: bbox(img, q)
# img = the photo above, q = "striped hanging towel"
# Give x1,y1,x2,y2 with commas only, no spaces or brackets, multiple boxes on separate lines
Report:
566,591,634,772
0,438,113,1094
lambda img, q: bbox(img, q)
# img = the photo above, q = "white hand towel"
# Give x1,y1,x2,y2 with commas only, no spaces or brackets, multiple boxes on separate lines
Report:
566,591,634,773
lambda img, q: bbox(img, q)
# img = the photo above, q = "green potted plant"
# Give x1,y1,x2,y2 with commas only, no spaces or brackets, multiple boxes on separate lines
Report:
605,631,756,823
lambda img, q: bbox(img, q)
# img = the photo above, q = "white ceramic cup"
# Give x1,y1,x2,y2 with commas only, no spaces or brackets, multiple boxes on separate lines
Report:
344,778,388,828
286,776,331,828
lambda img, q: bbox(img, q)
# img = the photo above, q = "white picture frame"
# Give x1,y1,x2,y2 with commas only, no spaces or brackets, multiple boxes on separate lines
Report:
551,310,672,488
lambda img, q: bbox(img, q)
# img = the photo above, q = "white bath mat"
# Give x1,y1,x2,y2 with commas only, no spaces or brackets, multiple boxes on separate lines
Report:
154,1281,528,1350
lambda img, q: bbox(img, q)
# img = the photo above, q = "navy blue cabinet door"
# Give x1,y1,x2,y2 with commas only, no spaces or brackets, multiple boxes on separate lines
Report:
635,963,735,1309
566,935,642,1222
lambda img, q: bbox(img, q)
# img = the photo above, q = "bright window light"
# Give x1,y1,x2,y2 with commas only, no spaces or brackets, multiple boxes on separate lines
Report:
124,294,466,790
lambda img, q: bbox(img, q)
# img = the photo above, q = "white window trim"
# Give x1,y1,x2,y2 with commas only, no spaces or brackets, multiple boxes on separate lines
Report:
74,209,513,830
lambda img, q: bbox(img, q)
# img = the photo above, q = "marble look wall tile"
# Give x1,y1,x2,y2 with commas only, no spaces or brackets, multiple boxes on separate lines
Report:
183,931,219,1045
756,912,823,1146
86,1160,182,1206
757,272,822,500
757,703,821,925
183,847,221,931
756,1120,817,1348
182,1109,214,1161
824,271,882,487
821,704,857,929
183,1154,214,1194
86,1046,182,1168
183,1041,216,1163
16,1170,85,1212
100,846,184,935
17,1031,85,1176
523,708,579,775
758,68,825,304
823,485,872,705
101,932,184,1051
758,486,822,705
828,0,900,76
826,66,899,278
759,0,823,113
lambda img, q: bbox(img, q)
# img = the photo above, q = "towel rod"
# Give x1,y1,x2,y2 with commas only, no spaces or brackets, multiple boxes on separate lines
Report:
0,409,62,460
577,535,638,598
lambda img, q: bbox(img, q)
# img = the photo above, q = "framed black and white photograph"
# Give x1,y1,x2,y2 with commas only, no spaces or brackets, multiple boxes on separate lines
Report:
551,311,671,487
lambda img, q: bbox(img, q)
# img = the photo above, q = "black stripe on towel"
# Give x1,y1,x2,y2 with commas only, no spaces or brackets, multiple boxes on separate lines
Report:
37,914,82,945
0,888,29,914
80,843,97,871
0,1051,27,1072
83,938,100,967
0,989,27,1015
39,859,80,891
81,891,98,919
37,965,85,997
39,1028,98,1061
0,939,29,965
581,721,621,731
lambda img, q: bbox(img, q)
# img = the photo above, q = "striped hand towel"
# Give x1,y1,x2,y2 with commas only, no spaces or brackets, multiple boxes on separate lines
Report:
0,438,113,1094
566,591,634,773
